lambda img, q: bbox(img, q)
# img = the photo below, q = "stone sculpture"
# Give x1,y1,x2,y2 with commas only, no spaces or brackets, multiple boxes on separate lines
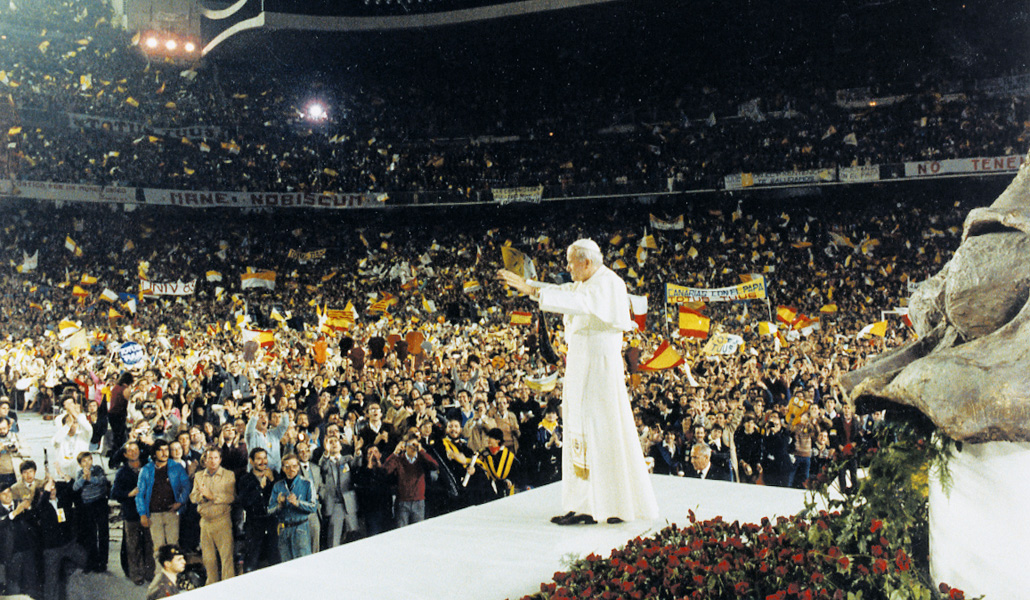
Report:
843,153,1030,442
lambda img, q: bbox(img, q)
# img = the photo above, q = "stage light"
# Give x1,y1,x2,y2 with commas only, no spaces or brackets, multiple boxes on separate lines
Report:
184,42,196,52
146,37,158,48
166,40,177,50
306,102,328,122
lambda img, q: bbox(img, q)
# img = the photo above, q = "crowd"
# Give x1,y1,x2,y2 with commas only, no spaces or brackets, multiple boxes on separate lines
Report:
0,0,1028,200
0,176,974,595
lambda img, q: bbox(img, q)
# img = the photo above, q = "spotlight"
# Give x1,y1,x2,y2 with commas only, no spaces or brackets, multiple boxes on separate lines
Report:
184,42,196,52
165,40,177,50
306,102,327,122
146,37,158,48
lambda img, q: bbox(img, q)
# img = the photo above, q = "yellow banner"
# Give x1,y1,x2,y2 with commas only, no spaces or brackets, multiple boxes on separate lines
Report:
665,276,766,303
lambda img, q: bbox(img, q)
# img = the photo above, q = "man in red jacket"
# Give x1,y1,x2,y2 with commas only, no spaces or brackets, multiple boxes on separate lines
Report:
380,433,438,528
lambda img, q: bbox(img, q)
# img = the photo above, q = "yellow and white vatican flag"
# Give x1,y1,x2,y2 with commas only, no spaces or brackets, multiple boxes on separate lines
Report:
64,236,82,257
241,269,276,290
16,250,37,273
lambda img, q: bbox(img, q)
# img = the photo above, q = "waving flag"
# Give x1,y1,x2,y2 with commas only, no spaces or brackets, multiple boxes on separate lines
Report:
639,341,686,371
678,306,710,339
65,236,82,257
857,321,888,339
510,311,532,326
242,327,275,348
776,305,798,325
241,270,276,290
628,294,647,331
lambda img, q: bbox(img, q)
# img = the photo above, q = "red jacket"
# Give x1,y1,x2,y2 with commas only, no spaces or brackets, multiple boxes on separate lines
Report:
381,451,438,502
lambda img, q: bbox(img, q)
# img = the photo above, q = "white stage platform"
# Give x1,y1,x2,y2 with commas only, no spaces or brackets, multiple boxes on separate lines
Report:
182,475,810,600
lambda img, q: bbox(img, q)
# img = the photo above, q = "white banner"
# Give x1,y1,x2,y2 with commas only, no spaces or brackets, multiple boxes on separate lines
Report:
493,185,544,205
0,179,136,203
140,279,196,297
649,214,684,230
903,155,1025,178
68,113,222,140
839,165,880,183
142,189,381,209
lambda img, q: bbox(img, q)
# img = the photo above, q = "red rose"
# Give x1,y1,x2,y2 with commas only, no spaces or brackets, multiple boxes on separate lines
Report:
870,519,883,534
788,583,800,595
871,545,884,557
793,553,805,565
873,558,888,574
810,571,824,584
837,557,850,570
895,549,911,572
949,589,965,600
734,582,750,595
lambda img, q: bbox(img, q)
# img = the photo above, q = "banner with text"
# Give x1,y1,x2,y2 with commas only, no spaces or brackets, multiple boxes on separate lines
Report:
68,113,222,141
903,155,1025,178
666,277,767,303
140,279,196,297
0,179,136,204
724,168,835,190
492,185,544,205
288,248,327,261
142,189,382,209
839,165,881,183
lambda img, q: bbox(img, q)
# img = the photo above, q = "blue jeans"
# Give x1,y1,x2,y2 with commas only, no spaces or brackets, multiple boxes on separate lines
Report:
277,521,311,562
395,500,425,528
790,455,811,488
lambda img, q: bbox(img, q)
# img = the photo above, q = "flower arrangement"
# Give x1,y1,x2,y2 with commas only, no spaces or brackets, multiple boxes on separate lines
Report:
520,417,973,600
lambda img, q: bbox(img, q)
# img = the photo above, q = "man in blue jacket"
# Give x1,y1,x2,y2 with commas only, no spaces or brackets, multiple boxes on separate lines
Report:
267,453,316,562
136,440,190,561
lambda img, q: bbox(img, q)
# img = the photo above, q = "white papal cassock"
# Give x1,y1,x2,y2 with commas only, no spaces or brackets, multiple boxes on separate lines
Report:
534,265,659,522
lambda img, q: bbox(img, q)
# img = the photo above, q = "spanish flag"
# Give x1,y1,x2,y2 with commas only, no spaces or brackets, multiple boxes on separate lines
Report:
678,306,710,339
639,341,686,371
819,304,838,314
792,314,817,331
80,274,97,285
72,285,89,298
510,311,532,326
463,280,481,294
108,307,122,319
776,305,798,325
